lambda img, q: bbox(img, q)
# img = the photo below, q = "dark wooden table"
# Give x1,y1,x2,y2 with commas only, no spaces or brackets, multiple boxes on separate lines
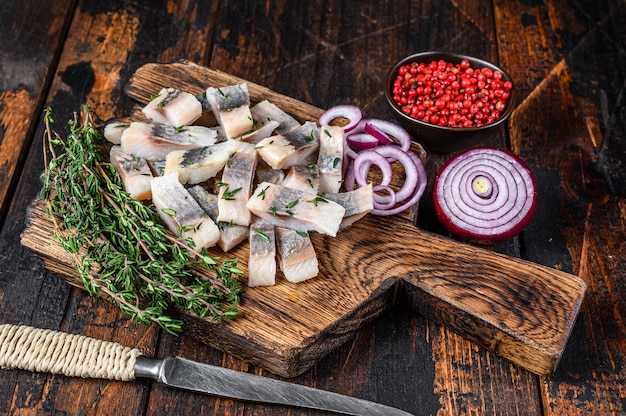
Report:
1,1,624,415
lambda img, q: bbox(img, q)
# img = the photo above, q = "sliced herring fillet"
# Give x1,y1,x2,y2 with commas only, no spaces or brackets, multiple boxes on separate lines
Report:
317,125,345,194
164,139,241,184
248,218,277,287
188,185,248,252
254,160,285,185
217,142,257,227
250,100,301,135
103,119,131,144
247,181,345,237
120,121,220,161
282,164,320,193
148,160,166,177
255,121,320,169
142,87,202,126
240,119,280,144
151,173,220,250
324,183,374,228
109,146,153,200
275,227,319,283
206,83,254,139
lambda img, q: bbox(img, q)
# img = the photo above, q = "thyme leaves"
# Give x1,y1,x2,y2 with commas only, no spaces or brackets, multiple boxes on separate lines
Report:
40,108,241,334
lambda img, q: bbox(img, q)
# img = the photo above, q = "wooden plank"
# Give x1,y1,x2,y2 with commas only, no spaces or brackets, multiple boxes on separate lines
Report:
0,0,72,223
0,1,221,415
22,60,587,378
495,0,626,414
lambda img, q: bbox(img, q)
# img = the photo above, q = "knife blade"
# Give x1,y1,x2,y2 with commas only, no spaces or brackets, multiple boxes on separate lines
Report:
0,324,413,415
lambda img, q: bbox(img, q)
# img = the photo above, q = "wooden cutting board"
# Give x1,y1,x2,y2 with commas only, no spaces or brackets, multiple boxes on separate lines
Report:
21,60,586,378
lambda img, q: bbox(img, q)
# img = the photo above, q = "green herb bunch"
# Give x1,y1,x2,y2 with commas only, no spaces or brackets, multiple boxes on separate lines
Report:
39,107,241,334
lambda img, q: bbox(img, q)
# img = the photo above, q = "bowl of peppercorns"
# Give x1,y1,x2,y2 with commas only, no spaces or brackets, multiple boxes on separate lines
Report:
385,51,516,153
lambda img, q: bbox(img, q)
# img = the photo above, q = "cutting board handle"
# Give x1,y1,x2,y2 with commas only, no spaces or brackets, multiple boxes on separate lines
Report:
393,228,587,375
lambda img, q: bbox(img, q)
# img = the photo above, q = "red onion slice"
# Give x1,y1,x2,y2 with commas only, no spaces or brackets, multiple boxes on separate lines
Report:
433,147,537,241
352,144,427,216
355,118,411,152
364,122,393,145
318,105,362,133
346,132,380,149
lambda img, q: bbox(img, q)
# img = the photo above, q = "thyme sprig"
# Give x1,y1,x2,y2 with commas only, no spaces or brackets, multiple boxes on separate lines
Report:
39,107,241,335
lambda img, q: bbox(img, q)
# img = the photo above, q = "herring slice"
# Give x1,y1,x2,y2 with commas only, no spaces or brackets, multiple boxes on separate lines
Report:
250,100,301,135
275,227,319,283
188,185,248,252
282,164,320,193
240,119,280,144
103,118,131,144
255,121,320,169
248,218,277,287
317,125,345,194
142,87,203,127
151,173,220,250
120,121,220,161
206,83,254,139
247,182,345,237
216,142,257,227
164,139,241,184
324,183,374,228
109,146,153,200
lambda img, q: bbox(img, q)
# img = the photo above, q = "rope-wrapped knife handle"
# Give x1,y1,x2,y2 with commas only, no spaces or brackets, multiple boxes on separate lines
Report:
0,324,142,381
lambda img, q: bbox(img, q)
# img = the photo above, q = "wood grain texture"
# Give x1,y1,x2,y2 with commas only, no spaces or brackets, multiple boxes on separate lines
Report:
497,0,626,414
21,61,587,378
0,0,73,225
2,0,625,415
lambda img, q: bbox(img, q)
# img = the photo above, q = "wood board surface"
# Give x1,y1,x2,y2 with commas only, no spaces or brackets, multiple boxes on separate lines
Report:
21,60,587,378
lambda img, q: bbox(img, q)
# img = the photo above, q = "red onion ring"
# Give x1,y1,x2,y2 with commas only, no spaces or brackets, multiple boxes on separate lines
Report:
353,149,393,188
433,147,537,241
346,132,380,149
364,122,393,145
352,144,427,215
353,118,411,152
318,105,362,133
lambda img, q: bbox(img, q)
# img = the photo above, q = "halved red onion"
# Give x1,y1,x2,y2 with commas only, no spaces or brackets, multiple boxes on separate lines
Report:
346,132,380,149
318,105,362,133
433,147,537,241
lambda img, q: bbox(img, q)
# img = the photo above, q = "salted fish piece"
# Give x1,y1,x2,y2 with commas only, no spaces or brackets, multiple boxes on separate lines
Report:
109,146,153,200
151,173,220,250
240,119,280,144
142,87,202,127
275,227,319,283
147,160,166,177
120,121,220,161
282,164,320,193
247,218,277,287
103,118,132,144
164,139,241,184
317,125,345,194
324,183,374,228
254,159,285,185
217,141,257,227
255,121,320,170
188,185,248,252
206,84,254,139
247,181,345,237
250,100,301,135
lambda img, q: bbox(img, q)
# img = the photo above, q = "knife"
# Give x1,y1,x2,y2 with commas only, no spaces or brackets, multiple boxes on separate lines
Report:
0,324,413,415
